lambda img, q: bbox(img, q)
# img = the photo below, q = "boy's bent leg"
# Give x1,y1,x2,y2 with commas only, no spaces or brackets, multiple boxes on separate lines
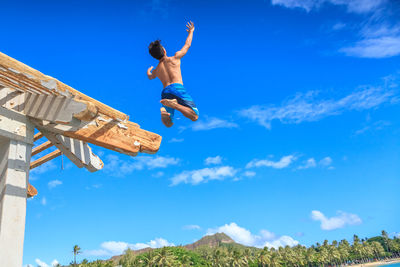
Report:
160,99,198,121
160,107,173,128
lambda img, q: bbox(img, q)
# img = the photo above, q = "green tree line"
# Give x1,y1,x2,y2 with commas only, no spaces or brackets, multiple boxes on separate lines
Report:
70,230,400,267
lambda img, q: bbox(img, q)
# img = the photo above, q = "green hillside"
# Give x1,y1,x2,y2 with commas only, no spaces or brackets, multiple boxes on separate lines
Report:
67,231,400,267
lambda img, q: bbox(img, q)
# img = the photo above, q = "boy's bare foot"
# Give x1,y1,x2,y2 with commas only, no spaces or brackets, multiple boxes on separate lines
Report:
161,99,198,122
160,107,173,128
160,98,178,109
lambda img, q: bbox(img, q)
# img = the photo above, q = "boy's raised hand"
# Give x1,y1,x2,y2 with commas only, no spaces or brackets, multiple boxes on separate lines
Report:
186,21,195,33
147,66,156,79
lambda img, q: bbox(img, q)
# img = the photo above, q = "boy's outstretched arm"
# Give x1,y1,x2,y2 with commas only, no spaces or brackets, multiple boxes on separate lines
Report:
147,66,156,80
175,21,195,59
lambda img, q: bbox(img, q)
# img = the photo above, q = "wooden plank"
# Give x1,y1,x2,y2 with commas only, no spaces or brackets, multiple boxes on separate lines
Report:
33,132,43,141
32,116,162,155
0,51,128,121
63,117,161,155
31,141,53,156
27,184,37,198
30,150,61,169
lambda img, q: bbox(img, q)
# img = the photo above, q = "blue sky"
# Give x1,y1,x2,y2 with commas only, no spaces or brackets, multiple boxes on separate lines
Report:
1,0,399,266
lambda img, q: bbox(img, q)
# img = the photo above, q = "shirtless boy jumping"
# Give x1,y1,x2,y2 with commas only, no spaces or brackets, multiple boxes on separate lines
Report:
147,21,199,128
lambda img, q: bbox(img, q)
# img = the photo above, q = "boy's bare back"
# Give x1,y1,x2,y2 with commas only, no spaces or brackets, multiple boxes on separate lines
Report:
152,57,183,88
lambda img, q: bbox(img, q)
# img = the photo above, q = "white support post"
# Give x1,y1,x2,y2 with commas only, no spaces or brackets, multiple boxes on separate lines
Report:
0,106,34,267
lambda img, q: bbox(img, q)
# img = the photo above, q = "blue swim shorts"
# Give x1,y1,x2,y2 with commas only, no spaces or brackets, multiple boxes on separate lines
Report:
161,83,199,121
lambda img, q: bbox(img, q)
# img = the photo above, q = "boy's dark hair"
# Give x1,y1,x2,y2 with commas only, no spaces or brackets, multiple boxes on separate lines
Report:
148,40,165,60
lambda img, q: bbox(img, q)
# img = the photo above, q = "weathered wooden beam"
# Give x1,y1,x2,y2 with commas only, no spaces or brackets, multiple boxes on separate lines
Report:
0,51,128,121
39,129,103,172
33,132,43,141
65,119,161,155
30,149,62,170
27,184,38,198
32,116,162,155
31,141,53,156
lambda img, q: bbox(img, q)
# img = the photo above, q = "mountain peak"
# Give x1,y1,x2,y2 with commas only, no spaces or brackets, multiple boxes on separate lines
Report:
184,233,235,250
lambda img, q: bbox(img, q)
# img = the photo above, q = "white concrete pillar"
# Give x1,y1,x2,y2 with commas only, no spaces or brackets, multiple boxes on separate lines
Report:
0,107,34,267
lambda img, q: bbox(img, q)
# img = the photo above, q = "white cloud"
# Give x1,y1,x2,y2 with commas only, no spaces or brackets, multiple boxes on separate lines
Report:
340,19,400,59
136,156,180,169
362,24,400,39
171,166,238,186
298,157,333,169
24,265,34,267
246,155,296,169
206,222,299,249
104,155,179,177
354,120,391,135
311,210,362,230
35,259,50,267
187,117,239,131
319,157,332,166
271,0,323,12
341,36,400,58
239,85,397,129
84,238,174,257
298,158,317,169
48,180,62,189
51,260,59,267
332,22,346,31
183,224,201,230
169,138,184,143
41,197,47,206
271,0,400,59
205,156,223,165
271,0,386,14
263,235,301,249
243,171,256,177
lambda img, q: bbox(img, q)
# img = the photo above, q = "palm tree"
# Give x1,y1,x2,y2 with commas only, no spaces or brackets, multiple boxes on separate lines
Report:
181,253,193,267
154,247,176,267
211,248,225,267
229,249,246,267
119,248,137,266
258,247,271,267
72,245,81,266
140,250,157,267
243,248,252,264
269,251,282,267
382,230,391,253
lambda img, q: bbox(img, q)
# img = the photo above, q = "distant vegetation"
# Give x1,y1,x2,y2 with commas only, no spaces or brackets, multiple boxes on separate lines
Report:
69,231,400,266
